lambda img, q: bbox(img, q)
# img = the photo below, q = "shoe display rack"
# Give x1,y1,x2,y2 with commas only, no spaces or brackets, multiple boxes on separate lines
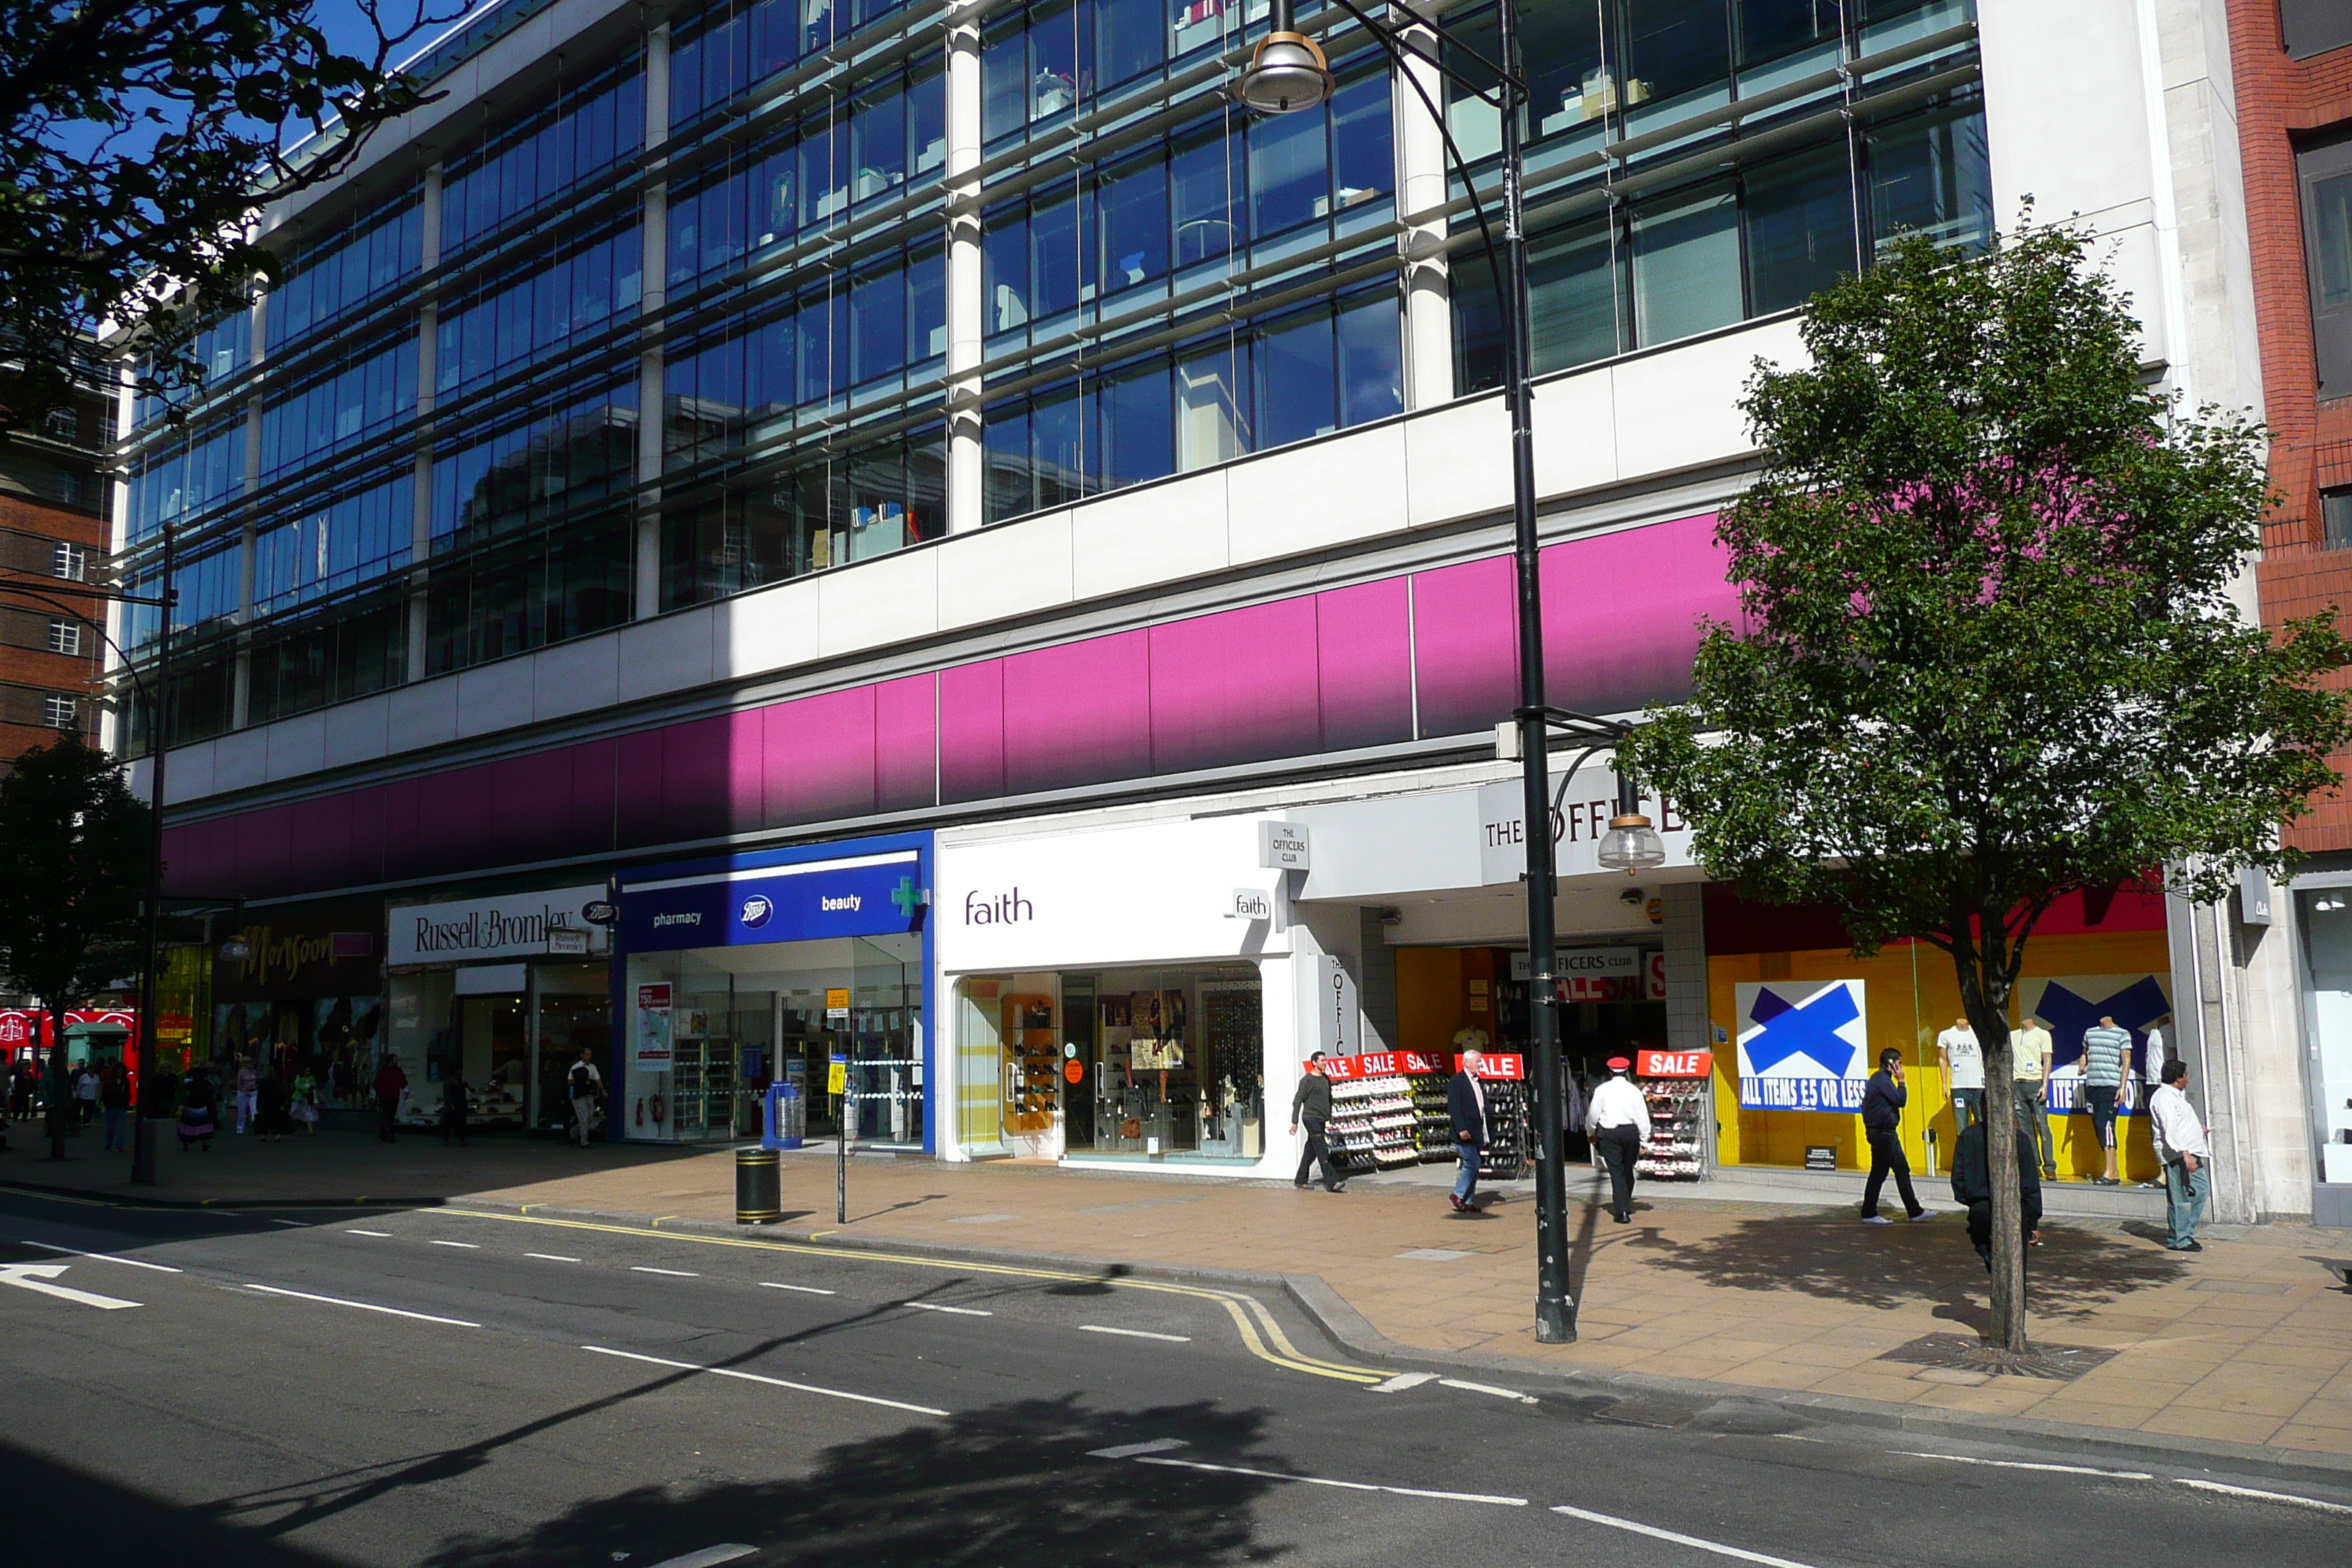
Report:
1479,1081,1529,1180
1325,1074,1420,1171
1635,1079,1705,1180
1406,1071,1455,1163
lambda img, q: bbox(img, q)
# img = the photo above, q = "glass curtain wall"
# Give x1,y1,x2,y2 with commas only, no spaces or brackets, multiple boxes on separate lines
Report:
1452,0,1986,391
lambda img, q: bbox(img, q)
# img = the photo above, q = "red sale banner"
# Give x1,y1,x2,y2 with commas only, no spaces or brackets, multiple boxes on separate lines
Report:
1636,1048,1713,1079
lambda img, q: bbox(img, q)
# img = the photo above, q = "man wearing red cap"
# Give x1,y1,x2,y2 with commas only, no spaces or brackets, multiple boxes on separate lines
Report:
1586,1057,1650,1224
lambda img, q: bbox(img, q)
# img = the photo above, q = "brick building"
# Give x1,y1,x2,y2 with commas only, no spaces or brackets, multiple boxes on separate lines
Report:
0,347,111,767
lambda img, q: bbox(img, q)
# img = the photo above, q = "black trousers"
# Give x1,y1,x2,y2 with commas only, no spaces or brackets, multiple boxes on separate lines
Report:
1595,1124,1640,1218
377,1093,400,1142
1294,1118,1339,1188
1861,1128,1922,1218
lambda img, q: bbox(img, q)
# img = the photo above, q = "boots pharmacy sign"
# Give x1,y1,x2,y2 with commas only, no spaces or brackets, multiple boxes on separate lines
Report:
1734,979,1869,1110
389,885,609,964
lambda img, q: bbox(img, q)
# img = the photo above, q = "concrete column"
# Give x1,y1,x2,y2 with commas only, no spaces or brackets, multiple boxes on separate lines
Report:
1357,908,1399,1055
1395,17,1453,410
636,26,671,618
943,0,985,532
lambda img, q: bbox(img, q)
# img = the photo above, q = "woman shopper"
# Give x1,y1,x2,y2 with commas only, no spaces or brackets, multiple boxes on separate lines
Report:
290,1068,321,1135
99,1064,130,1152
177,1063,219,1153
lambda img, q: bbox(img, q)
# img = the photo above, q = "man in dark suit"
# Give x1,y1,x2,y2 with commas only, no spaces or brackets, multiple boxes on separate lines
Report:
1288,1051,1343,1192
1859,1047,1927,1223
1447,1049,1488,1213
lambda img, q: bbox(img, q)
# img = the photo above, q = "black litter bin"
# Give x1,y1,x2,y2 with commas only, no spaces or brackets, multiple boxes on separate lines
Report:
736,1145,781,1224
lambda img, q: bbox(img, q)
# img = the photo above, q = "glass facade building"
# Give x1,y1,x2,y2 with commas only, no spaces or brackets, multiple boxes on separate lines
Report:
111,0,1983,755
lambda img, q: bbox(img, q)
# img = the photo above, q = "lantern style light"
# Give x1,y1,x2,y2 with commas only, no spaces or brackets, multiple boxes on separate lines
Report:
1596,773,1668,874
1233,0,1333,115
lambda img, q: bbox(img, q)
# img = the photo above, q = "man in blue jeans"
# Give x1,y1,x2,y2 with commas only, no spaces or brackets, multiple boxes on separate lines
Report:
1447,1049,1488,1214
2148,1058,2210,1251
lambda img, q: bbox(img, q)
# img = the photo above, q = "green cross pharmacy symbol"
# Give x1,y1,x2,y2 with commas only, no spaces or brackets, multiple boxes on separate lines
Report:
891,875,925,919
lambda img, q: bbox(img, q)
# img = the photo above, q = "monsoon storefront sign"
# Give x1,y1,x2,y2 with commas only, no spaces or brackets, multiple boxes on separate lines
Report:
1735,979,1869,1111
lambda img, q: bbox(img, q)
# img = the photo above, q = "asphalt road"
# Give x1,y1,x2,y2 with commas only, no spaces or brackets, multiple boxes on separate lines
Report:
0,1187,2345,1568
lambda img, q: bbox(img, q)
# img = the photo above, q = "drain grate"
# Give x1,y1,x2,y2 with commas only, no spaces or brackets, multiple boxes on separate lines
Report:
1876,1333,2119,1383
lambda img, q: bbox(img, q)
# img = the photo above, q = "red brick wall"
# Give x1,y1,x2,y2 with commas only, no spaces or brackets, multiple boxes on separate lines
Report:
0,489,108,767
2235,5,2352,848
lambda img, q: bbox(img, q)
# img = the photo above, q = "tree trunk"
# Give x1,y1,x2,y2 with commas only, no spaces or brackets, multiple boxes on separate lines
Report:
1954,938,2029,1352
44,1016,69,1162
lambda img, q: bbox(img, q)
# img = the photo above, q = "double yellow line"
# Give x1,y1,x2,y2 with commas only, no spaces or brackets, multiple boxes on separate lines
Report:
446,1205,1384,1385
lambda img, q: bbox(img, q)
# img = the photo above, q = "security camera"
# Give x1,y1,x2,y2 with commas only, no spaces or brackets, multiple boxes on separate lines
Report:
1619,886,1646,906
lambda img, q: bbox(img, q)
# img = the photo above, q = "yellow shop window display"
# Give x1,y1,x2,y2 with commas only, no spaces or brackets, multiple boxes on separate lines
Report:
1703,886,2172,1186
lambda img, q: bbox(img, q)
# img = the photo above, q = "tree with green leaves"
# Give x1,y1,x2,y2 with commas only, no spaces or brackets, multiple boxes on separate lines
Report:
0,0,455,434
0,737,153,1158
1623,224,2352,1354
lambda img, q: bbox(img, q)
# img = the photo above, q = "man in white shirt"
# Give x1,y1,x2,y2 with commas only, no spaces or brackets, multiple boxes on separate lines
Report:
2147,1058,2210,1252
1937,1017,1983,1145
1586,1056,1651,1225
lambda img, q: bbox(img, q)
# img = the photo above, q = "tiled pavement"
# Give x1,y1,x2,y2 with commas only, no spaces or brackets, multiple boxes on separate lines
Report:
11,1122,2351,1458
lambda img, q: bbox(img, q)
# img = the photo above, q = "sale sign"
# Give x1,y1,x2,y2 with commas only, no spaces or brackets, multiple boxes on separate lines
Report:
1635,1048,1712,1079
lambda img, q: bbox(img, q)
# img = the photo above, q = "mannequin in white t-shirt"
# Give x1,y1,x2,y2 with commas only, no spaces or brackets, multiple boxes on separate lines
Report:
1937,1017,1984,1138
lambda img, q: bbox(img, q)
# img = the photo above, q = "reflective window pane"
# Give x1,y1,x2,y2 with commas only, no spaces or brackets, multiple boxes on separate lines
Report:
1631,182,1741,346
1744,143,1856,315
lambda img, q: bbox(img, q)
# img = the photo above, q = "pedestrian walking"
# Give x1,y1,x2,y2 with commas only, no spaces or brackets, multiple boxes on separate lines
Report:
233,1056,259,1135
2080,1013,2131,1186
9,1060,30,1119
255,1070,294,1142
1286,1050,1344,1193
290,1068,320,1135
2012,1015,2055,1177
440,1070,472,1147
99,1064,129,1152
372,1054,407,1142
566,1047,602,1147
1585,1056,1649,1224
1937,1015,1983,1137
1447,1049,1489,1214
1950,1109,2043,1270
2148,1059,2210,1252
72,1062,99,1128
1858,1048,1929,1223
177,1063,218,1153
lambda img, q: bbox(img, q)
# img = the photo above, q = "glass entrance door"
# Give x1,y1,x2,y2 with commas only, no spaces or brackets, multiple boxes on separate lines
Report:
846,934,924,1145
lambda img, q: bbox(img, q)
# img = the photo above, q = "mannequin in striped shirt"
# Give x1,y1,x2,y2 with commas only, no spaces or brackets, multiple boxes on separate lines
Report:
2080,1014,2132,1186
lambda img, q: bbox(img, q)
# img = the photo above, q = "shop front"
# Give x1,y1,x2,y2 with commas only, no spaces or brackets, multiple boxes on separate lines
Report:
211,899,386,1104
2291,875,2352,1228
385,883,614,1136
1706,885,2176,1186
935,816,1301,1172
617,834,931,1147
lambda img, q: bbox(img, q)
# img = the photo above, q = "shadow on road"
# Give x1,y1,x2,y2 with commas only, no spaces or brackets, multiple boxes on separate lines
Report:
1046,1262,1132,1296
0,1441,347,1567
416,1395,1281,1568
1626,1212,2187,1320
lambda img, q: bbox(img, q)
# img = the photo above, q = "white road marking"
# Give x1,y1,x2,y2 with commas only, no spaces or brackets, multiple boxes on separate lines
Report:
902,1301,990,1315
1370,1372,1437,1394
1092,1439,1526,1506
1079,1324,1191,1343
1550,1504,1825,1567
20,1240,181,1273
761,1282,836,1295
1894,1452,2152,1480
632,1266,700,1277
1438,1377,1537,1405
265,1219,305,1229
2173,1478,2352,1516
526,1253,583,1264
581,1345,949,1417
241,1283,480,1328
645,1547,758,1568
428,1240,481,1250
0,1262,140,1310
345,1229,393,1238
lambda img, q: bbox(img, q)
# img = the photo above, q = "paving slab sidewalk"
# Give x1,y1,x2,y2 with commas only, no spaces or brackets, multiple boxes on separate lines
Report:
10,1123,2351,1460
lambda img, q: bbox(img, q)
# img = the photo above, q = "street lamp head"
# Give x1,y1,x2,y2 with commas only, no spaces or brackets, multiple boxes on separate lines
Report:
1233,0,1332,115
1596,814,1667,874
216,937,253,966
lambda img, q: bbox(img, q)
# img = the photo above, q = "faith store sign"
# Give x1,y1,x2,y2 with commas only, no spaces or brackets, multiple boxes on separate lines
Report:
1734,979,1869,1111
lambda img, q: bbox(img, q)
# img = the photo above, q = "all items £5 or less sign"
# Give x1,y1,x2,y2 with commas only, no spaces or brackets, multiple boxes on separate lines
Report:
1733,979,1869,1112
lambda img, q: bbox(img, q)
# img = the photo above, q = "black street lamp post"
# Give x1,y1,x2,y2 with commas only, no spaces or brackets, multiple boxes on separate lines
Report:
1237,0,1659,1343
